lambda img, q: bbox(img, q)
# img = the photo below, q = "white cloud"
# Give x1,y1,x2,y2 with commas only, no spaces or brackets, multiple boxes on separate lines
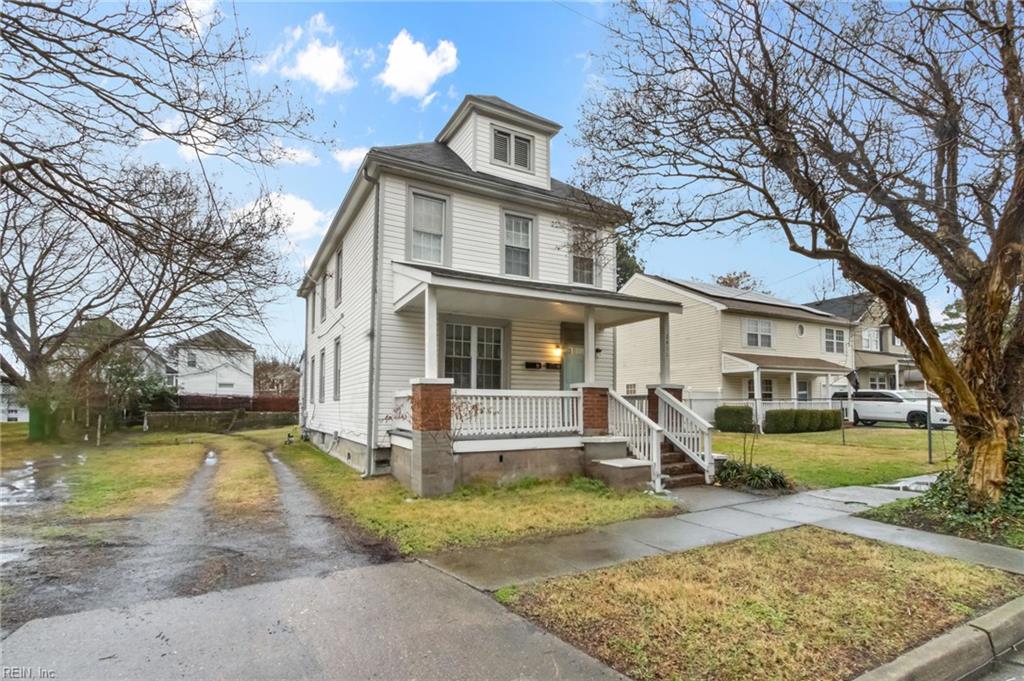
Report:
265,192,329,241
175,0,217,38
175,117,222,160
377,29,458,104
258,14,356,94
331,147,369,172
353,46,377,69
282,39,356,93
272,140,320,166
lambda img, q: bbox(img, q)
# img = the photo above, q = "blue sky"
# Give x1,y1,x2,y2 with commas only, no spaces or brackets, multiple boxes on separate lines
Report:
141,1,944,356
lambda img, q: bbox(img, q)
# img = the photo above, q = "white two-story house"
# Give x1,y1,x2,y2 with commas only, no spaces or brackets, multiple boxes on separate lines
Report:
299,96,686,480
167,329,255,398
616,275,857,425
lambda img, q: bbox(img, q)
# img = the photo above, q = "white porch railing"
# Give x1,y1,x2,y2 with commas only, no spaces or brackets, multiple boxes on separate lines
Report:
655,388,715,483
608,390,664,492
451,389,581,438
392,390,412,431
622,393,649,417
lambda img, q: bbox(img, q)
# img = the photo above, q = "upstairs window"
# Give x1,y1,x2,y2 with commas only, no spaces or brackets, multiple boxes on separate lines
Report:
333,337,341,401
319,276,326,321
571,227,597,285
891,330,903,347
186,351,197,368
310,290,316,332
318,349,325,403
862,327,880,352
503,213,533,277
411,192,445,263
334,248,343,306
745,319,773,347
824,327,846,353
309,356,315,404
492,128,532,170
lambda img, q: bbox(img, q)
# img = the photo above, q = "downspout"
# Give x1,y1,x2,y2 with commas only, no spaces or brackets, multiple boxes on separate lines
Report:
363,167,382,478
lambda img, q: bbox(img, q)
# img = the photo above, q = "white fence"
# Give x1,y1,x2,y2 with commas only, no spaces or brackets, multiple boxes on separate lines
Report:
451,389,581,438
608,390,663,492
668,397,845,427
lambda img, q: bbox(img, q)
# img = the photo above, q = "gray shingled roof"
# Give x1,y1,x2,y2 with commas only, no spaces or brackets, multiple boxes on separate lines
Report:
468,95,562,130
803,293,875,322
649,275,837,322
173,329,254,353
368,143,619,214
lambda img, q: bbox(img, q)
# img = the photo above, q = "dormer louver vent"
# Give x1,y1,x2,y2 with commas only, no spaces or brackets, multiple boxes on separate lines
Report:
493,130,510,163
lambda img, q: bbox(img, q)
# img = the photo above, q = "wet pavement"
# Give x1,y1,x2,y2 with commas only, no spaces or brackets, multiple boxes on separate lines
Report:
1,442,396,638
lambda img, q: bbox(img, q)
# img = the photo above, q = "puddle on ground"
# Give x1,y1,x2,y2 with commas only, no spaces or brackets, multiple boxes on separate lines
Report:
205,451,218,465
0,456,74,511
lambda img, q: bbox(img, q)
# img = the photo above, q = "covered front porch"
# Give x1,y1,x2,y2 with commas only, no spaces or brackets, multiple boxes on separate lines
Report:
854,352,922,390
387,262,715,496
720,352,853,427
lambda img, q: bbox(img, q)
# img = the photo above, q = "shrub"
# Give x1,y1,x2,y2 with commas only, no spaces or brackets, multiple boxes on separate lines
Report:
792,410,811,432
822,409,843,430
715,459,792,490
804,410,822,432
764,409,796,434
715,405,754,432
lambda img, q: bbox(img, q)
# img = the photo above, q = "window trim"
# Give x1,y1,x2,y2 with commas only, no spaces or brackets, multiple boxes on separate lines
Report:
862,327,880,352
332,337,341,401
186,351,197,368
437,315,511,389
569,226,601,287
747,377,774,400
499,207,539,279
309,356,315,405
743,318,774,349
319,276,326,322
310,290,316,332
405,184,453,266
318,348,325,403
333,248,343,307
489,123,535,174
890,329,903,347
823,326,847,354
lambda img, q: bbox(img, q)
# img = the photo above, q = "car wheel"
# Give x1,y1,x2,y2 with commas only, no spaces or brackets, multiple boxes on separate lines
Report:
860,420,877,426
907,413,927,429
853,410,861,425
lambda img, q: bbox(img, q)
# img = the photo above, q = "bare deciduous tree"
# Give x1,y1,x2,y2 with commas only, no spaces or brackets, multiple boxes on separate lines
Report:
0,0,314,438
577,0,1023,504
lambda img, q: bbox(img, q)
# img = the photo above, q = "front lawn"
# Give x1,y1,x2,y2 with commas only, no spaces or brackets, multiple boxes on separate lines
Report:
500,526,1024,681
713,426,951,488
238,428,674,554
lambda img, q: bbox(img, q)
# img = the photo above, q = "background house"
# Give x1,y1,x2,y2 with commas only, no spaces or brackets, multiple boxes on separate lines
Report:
167,329,255,398
804,293,925,390
1,376,28,422
616,275,856,424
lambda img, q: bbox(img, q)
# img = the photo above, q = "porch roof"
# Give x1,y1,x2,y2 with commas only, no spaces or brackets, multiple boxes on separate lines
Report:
854,350,917,370
393,262,681,327
723,352,852,374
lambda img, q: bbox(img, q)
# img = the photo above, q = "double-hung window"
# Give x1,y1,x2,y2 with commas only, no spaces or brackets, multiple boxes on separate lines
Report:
310,290,316,332
891,330,903,347
503,213,532,277
862,327,880,351
492,128,532,171
334,248,343,307
745,319,773,348
824,327,846,353
332,338,341,401
309,356,315,405
186,351,197,368
411,192,446,263
747,378,774,400
571,227,596,285
318,349,325,403
319,276,326,322
444,323,503,389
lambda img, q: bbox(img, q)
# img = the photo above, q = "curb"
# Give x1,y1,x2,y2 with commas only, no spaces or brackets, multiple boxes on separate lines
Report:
854,595,1024,681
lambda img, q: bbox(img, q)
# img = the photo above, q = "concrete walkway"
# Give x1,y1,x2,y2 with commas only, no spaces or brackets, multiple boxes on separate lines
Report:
425,485,922,590
0,562,623,681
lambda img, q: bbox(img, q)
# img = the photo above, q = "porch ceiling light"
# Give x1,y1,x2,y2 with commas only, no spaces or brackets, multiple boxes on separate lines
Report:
553,344,562,357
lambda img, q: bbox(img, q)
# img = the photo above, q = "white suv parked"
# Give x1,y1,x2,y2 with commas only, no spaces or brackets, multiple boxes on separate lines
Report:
830,389,951,429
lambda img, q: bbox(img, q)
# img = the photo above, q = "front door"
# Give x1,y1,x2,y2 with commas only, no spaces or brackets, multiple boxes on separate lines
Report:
560,323,584,390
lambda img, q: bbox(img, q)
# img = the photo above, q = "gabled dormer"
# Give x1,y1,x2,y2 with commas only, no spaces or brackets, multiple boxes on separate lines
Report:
435,95,561,191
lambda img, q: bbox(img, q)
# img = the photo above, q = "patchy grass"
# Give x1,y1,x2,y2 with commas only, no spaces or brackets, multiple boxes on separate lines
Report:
713,427,952,488
0,422,84,470
239,428,673,555
205,434,277,517
64,436,206,518
504,526,1024,681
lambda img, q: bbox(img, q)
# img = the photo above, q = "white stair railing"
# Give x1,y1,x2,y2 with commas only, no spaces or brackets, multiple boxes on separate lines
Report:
655,388,715,483
608,389,664,492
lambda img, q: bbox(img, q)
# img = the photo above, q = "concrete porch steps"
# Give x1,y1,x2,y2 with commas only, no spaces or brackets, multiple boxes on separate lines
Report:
660,448,710,488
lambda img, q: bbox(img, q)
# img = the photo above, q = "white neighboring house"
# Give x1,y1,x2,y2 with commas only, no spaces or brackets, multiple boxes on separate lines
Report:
167,330,255,397
616,275,857,425
298,95,711,490
1,376,28,422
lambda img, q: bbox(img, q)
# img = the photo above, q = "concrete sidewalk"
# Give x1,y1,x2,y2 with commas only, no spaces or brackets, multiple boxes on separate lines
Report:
0,562,623,681
424,485,920,590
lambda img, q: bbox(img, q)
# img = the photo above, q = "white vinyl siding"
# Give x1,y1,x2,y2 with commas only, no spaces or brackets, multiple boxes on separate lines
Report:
824,327,846,354
472,114,550,189
744,319,773,348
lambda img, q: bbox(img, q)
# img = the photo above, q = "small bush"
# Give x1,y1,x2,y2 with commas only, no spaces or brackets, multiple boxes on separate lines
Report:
569,476,611,496
805,410,822,432
764,409,796,434
715,459,792,490
823,409,843,430
792,410,811,432
715,405,755,432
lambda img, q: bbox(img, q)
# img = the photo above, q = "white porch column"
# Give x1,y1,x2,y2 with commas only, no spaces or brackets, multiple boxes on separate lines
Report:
583,305,596,383
424,285,438,379
893,362,900,389
659,313,671,384
790,371,798,407
753,366,763,427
